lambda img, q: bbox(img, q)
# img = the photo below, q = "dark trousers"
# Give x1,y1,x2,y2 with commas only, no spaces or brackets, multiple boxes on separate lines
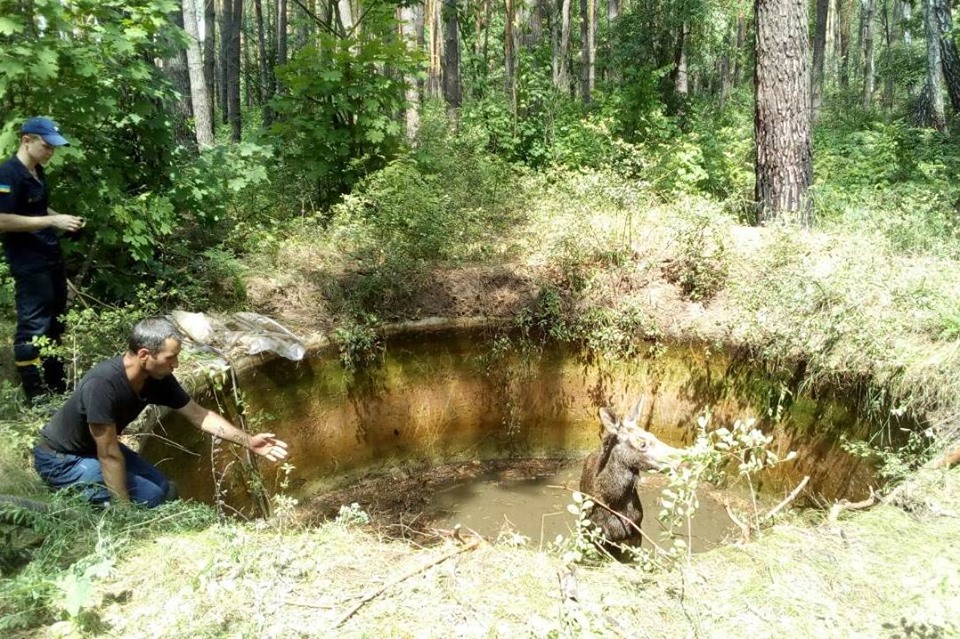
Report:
13,264,67,400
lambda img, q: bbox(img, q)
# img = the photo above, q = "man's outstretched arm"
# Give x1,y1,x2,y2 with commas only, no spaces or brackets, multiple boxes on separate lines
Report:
176,400,288,462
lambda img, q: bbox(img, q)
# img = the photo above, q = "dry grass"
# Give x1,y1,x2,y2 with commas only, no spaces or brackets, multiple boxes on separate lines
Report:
25,467,954,639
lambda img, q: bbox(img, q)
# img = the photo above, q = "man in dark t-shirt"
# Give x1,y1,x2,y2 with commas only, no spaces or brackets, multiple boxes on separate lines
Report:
33,317,289,507
0,117,84,402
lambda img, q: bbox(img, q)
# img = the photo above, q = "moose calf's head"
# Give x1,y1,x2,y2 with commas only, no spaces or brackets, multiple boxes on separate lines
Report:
598,400,683,473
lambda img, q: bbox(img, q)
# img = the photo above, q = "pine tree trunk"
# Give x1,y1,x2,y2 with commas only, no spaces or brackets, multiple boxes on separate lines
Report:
812,0,830,119
754,0,813,225
505,0,517,112
401,6,420,140
165,6,194,148
219,0,230,126
862,0,875,108
277,0,288,66
203,0,217,131
443,0,462,116
426,0,443,98
580,0,595,103
838,0,852,89
881,0,896,110
733,13,746,85
932,0,960,112
555,0,573,91
919,0,947,129
227,0,242,141
254,0,272,124
183,0,215,147
673,21,689,98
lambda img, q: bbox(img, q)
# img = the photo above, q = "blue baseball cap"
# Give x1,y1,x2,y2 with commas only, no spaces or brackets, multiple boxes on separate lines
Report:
20,117,69,147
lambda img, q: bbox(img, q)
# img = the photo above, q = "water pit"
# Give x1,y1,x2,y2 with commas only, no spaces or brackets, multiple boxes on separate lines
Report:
142,326,908,551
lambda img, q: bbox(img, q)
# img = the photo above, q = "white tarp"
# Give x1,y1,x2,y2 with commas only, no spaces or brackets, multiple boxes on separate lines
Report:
170,310,306,361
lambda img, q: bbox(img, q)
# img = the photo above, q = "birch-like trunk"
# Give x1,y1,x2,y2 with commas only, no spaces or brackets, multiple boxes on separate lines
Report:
183,0,214,147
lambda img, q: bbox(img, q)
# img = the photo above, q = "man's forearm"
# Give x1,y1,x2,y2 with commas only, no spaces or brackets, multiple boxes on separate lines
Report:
0,212,50,232
199,411,251,449
99,448,130,502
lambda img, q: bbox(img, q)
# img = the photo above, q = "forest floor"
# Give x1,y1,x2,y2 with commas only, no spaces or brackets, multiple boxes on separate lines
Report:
11,182,960,638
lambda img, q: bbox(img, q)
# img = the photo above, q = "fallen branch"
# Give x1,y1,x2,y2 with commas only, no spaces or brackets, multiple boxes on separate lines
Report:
334,538,482,628
724,504,750,543
762,475,810,523
827,487,877,527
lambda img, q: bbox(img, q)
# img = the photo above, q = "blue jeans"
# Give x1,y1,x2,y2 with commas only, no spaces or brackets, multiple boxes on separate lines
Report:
33,443,171,508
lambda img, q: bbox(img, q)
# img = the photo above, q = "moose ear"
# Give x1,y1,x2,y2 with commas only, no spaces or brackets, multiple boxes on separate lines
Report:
624,398,645,428
599,407,619,435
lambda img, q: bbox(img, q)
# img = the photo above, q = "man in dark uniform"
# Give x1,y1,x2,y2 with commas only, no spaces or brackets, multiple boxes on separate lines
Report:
0,117,84,402
33,317,289,507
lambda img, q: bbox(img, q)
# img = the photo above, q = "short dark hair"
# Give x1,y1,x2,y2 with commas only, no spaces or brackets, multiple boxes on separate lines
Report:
128,317,182,355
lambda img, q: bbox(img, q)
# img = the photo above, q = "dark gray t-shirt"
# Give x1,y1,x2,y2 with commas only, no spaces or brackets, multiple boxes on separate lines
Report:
40,356,191,456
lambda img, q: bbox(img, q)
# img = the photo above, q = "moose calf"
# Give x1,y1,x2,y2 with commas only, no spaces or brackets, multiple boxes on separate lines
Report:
578,399,683,551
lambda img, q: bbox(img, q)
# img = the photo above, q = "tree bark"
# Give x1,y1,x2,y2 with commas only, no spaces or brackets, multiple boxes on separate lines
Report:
443,0,462,116
838,0,853,89
861,0,875,108
812,0,830,119
277,0,288,66
673,21,689,98
426,0,443,98
918,0,947,129
253,0,273,126
219,0,231,126
226,0,242,141
932,0,960,112
580,0,595,103
505,0,517,111
554,0,573,91
733,13,746,85
401,5,420,141
183,0,215,147
203,0,217,130
754,0,813,225
164,6,194,148
337,0,354,34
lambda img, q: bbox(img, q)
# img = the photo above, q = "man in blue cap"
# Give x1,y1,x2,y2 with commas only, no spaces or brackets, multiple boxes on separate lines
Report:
0,117,84,403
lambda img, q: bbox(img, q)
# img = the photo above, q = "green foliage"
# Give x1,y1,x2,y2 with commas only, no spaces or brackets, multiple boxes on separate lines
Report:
814,115,960,258
664,210,730,301
38,290,161,389
334,502,371,527
270,28,414,201
334,316,384,373
0,499,215,632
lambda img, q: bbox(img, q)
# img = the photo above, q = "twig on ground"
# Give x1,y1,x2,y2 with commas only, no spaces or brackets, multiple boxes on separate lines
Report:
762,475,810,523
334,537,482,628
827,487,877,526
724,504,750,543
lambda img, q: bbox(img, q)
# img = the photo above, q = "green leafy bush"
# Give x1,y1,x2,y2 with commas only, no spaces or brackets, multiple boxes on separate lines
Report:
270,28,413,202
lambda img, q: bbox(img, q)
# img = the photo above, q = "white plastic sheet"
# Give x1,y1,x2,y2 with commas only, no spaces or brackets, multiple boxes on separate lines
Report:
170,310,306,361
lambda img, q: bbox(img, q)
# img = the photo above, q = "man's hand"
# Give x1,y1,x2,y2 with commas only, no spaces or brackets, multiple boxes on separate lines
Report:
49,214,84,232
249,433,289,462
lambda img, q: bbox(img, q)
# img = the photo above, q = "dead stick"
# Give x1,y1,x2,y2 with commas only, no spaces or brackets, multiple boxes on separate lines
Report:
828,488,877,526
762,475,810,523
724,504,750,543
334,538,481,628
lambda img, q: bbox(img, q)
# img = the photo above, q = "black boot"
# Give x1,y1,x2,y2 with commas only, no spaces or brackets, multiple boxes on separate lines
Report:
42,356,67,395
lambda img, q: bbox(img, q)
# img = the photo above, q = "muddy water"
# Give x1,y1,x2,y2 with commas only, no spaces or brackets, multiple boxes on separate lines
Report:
142,327,910,547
